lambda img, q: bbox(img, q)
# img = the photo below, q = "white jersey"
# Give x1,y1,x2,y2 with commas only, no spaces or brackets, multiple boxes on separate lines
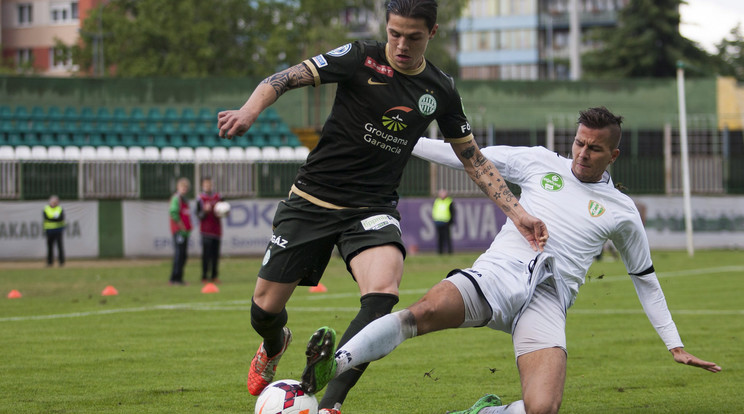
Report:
413,138,683,349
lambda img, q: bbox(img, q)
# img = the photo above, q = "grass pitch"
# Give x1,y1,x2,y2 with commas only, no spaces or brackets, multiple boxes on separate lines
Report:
0,250,741,413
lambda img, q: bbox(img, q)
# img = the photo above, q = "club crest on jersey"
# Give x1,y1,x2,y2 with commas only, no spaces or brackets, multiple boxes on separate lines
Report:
327,43,352,57
418,94,437,116
588,200,606,217
382,106,413,131
540,173,564,191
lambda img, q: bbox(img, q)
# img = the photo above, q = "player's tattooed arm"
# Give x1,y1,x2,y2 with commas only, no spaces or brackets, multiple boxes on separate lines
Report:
261,63,314,98
453,139,548,250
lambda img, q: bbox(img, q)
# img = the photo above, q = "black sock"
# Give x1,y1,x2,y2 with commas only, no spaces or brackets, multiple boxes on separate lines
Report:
250,299,288,357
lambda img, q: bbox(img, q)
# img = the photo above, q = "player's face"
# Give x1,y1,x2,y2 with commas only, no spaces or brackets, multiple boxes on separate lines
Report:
202,180,212,193
571,124,620,183
386,14,438,71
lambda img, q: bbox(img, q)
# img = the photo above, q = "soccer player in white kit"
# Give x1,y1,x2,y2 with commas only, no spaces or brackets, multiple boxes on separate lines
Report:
300,107,721,413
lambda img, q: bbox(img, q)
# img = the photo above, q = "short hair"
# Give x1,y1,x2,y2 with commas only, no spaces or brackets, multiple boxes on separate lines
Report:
577,106,623,149
201,176,212,183
385,0,438,31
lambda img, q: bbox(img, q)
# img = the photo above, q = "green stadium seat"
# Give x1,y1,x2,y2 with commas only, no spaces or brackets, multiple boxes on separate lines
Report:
63,106,78,121
250,133,267,148
30,106,45,121
5,132,23,146
0,106,11,121
87,133,106,146
13,107,30,123
71,133,88,147
164,108,179,122
104,133,122,146
22,132,41,146
112,107,128,122
130,107,145,122
181,108,196,122
47,106,63,122
96,107,112,123
54,132,74,147
80,107,95,122
146,108,163,122
39,131,56,146
198,108,215,123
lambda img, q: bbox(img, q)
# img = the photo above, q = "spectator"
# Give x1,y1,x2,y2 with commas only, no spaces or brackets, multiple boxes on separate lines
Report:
432,188,455,254
43,195,65,267
169,177,192,285
196,176,224,284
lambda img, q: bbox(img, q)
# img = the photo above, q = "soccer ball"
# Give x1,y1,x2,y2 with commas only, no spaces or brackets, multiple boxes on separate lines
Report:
254,379,318,414
213,201,231,218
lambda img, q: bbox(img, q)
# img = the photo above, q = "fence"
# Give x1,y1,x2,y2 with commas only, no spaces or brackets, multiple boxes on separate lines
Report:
1,123,742,200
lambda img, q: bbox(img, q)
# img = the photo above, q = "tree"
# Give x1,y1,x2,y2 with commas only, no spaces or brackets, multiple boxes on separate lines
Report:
713,24,744,81
582,0,714,78
68,0,466,78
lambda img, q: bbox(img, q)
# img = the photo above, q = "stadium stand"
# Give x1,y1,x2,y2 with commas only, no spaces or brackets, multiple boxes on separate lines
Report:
64,146,81,160
160,147,178,160
211,146,228,160
127,146,145,160
0,106,304,164
0,145,14,159
47,146,65,159
30,145,49,159
96,146,114,160
194,147,212,161
142,147,160,160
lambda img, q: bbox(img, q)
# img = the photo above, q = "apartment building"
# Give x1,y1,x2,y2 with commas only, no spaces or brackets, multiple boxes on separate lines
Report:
457,0,628,80
1,0,102,75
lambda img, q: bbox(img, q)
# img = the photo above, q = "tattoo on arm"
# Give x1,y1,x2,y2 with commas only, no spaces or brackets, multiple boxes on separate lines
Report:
460,146,476,159
261,63,314,98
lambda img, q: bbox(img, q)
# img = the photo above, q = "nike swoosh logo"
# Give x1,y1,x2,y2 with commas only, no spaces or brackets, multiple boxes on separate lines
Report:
367,78,388,86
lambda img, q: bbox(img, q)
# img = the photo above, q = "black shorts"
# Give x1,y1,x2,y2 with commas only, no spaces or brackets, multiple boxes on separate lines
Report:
257,194,406,286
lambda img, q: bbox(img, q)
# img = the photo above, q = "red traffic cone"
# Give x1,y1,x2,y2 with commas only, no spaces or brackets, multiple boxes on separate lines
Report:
101,285,119,296
309,283,328,293
7,289,22,299
201,282,219,294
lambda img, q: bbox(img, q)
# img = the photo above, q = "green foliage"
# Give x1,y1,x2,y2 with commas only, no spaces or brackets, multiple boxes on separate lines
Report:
67,0,465,78
713,24,744,81
0,250,740,413
582,0,714,78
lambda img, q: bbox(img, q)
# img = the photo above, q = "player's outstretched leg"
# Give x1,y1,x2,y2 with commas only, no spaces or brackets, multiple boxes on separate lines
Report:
247,327,292,396
300,326,337,393
446,394,502,414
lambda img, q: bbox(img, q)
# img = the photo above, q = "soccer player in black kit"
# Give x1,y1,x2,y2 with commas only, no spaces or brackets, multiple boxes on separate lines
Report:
217,1,548,412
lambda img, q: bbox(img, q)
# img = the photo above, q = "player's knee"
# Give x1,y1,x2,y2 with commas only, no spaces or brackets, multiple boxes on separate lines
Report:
250,299,287,337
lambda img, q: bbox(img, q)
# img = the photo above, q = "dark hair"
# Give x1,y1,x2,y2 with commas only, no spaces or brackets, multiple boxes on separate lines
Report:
385,0,438,31
577,106,623,148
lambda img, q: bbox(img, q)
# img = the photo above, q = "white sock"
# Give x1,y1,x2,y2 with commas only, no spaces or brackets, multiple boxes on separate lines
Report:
334,309,417,375
480,400,525,414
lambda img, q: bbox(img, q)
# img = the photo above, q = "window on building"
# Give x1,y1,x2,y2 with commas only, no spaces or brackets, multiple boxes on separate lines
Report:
51,2,79,23
17,49,33,66
18,4,33,25
50,47,73,70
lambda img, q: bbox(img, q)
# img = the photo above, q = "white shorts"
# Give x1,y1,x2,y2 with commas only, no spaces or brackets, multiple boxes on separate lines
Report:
446,270,567,358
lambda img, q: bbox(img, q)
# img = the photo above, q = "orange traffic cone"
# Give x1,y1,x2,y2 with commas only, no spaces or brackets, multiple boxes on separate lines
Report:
101,285,119,296
7,289,22,299
309,283,328,293
201,282,219,294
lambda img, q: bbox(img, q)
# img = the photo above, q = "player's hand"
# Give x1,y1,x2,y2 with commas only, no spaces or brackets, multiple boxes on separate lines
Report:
217,109,255,140
514,213,548,252
670,347,721,373
204,203,212,212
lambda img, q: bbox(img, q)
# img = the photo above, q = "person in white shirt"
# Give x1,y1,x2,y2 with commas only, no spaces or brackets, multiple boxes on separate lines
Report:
300,107,720,414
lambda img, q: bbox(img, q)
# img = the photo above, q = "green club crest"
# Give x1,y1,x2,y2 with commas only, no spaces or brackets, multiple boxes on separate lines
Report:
418,94,437,116
588,200,606,217
540,173,564,191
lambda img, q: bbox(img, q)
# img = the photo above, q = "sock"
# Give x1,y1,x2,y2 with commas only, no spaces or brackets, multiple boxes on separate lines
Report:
250,299,288,357
335,309,417,375
318,294,401,409
480,401,525,414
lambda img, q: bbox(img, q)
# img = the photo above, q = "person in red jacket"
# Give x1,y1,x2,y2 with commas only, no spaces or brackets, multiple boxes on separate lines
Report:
196,176,225,284
169,177,192,285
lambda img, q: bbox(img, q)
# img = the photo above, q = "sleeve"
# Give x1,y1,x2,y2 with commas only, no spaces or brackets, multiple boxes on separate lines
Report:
449,201,455,225
630,272,684,350
436,87,473,143
303,41,366,87
169,195,181,222
196,198,205,221
412,138,463,169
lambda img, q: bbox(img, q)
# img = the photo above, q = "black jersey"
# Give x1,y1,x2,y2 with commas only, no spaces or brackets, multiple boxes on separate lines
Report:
296,40,473,208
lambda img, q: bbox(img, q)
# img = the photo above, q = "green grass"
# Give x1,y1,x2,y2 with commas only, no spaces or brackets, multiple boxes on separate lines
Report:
0,250,741,413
